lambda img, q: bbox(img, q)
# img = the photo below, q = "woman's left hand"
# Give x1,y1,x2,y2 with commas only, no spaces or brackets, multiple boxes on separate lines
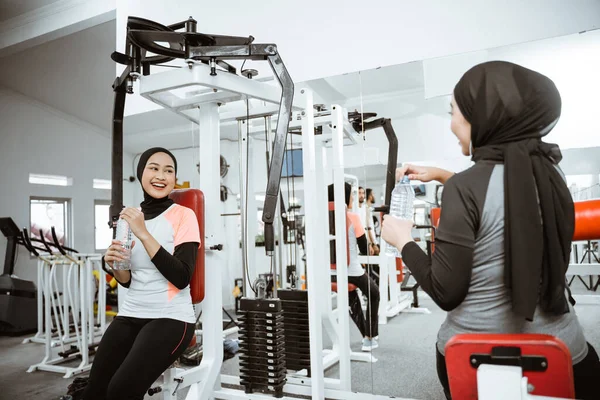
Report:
381,215,414,252
120,207,149,241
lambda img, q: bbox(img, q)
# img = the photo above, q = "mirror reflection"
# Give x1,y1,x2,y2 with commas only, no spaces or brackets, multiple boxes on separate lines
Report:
300,29,600,399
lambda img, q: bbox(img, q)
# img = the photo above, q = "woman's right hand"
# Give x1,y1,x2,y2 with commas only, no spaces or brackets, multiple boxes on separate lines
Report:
396,164,454,184
104,239,130,268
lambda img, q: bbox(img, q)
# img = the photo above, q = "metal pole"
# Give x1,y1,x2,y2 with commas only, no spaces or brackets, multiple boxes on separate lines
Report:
299,89,325,398
198,102,225,395
238,120,249,298
331,104,352,389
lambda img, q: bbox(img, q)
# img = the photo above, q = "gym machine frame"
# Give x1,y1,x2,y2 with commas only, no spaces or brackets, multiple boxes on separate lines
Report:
109,15,584,400
109,15,304,400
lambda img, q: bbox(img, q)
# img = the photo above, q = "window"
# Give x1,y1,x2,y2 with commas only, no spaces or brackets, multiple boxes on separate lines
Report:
30,197,71,249
94,201,112,251
93,179,111,190
29,173,73,186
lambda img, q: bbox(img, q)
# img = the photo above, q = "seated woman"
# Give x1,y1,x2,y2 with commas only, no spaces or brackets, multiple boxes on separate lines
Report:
82,147,200,400
328,183,380,352
381,61,600,400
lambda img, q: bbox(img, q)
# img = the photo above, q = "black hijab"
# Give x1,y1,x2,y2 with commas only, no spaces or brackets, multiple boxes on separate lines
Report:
453,61,574,321
328,182,352,207
137,147,177,220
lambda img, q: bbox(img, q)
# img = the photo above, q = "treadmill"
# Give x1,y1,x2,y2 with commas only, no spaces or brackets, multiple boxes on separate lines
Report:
0,217,37,335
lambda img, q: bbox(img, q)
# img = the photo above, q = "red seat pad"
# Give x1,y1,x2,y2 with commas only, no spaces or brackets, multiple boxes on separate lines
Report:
445,334,574,399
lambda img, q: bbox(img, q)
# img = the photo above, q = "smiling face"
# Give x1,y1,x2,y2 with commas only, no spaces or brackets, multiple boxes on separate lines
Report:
141,152,176,199
450,96,472,156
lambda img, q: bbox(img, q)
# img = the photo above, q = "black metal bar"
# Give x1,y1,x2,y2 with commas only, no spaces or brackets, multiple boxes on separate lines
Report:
189,43,276,61
21,229,39,257
3,237,17,276
109,71,128,230
38,230,54,253
50,227,67,256
355,117,397,215
261,50,294,255
50,227,79,255
167,17,195,32
381,119,398,212
112,65,132,92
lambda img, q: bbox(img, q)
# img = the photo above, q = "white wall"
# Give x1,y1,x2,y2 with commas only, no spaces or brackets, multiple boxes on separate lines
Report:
0,87,135,282
423,30,600,150
117,0,600,117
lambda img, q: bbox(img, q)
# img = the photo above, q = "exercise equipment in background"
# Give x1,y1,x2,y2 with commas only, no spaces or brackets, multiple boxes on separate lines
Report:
0,217,36,335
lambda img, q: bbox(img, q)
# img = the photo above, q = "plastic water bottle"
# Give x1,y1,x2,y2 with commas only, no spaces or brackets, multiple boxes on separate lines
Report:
113,217,132,270
385,176,415,257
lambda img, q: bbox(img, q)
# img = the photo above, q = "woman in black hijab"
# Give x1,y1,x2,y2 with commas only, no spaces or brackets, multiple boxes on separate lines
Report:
382,61,600,399
82,147,200,400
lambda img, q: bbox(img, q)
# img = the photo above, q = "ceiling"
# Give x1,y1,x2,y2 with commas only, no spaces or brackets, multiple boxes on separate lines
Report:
120,61,432,153
0,19,115,133
0,0,62,21
1,12,598,161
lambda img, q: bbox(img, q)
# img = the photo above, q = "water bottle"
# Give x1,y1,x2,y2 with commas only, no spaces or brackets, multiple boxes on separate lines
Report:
385,176,415,257
113,217,132,270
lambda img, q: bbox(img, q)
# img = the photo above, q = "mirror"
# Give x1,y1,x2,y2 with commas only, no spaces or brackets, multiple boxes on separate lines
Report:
298,28,600,399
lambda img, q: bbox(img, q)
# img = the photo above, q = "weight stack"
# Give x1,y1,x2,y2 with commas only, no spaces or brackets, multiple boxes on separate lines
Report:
238,298,286,398
278,290,311,376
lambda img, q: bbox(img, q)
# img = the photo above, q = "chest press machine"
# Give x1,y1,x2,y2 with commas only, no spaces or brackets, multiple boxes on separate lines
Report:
109,15,600,400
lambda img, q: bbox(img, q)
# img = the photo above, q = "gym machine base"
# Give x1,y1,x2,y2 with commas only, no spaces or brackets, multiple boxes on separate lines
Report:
0,217,36,335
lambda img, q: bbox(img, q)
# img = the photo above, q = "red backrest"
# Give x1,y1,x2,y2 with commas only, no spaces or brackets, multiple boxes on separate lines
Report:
328,201,350,270
445,334,575,399
430,207,441,253
573,199,600,241
169,189,205,304
395,258,404,283
431,207,441,228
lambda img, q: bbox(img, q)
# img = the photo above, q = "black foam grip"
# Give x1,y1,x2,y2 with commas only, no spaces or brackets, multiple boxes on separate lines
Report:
264,224,274,253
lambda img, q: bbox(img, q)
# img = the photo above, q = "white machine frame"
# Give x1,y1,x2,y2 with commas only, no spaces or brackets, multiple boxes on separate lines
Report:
25,252,105,378
566,239,600,305
129,62,576,400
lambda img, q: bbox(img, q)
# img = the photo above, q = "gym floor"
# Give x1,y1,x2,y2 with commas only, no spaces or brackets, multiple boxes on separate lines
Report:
1,282,599,400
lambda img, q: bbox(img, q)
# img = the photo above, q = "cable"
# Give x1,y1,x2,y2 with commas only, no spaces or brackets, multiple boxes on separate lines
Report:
289,137,297,274
284,137,293,272
571,183,600,195
245,96,257,295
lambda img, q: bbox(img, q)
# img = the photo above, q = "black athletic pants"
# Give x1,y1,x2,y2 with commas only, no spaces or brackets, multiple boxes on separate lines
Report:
333,273,380,338
436,342,600,400
82,316,195,400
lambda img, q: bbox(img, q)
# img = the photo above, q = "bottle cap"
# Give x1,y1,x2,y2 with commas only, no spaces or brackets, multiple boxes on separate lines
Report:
400,176,410,184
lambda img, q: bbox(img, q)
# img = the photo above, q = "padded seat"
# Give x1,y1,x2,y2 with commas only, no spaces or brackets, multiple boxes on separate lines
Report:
331,282,358,292
445,333,575,399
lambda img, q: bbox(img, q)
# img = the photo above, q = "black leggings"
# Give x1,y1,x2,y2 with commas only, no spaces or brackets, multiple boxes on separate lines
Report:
436,342,600,400
82,316,195,400
333,273,380,338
